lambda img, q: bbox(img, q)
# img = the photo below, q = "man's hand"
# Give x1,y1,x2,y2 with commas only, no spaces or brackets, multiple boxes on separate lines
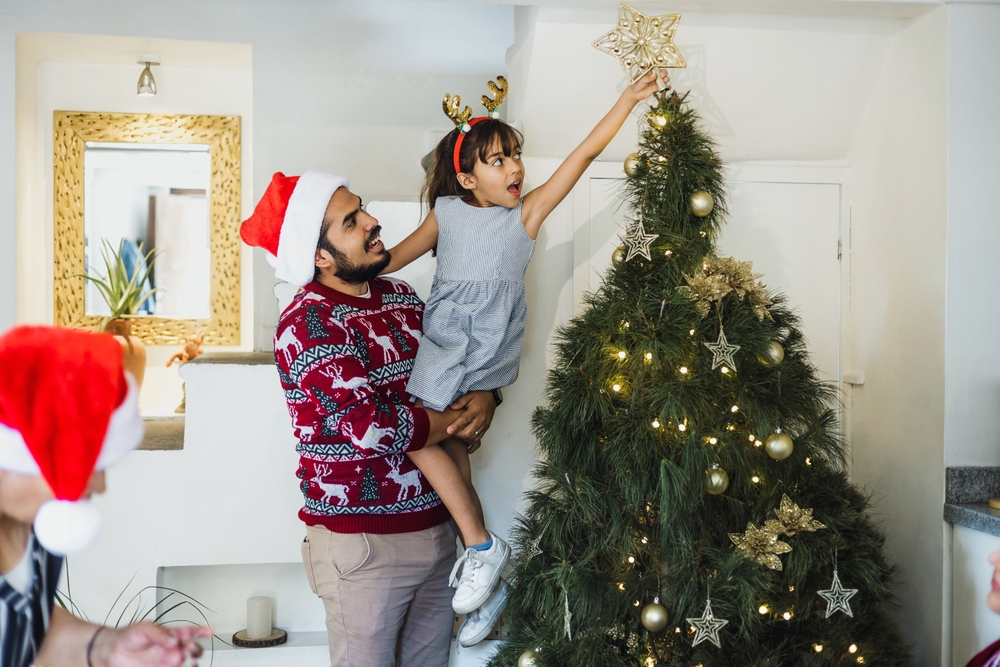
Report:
95,622,211,667
447,391,497,442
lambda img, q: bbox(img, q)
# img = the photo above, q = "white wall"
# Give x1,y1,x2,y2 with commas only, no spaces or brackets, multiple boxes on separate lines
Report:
507,6,904,164
846,7,948,666
944,4,1000,468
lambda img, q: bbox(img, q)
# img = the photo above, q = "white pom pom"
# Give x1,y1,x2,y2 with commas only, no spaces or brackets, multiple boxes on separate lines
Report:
34,499,102,555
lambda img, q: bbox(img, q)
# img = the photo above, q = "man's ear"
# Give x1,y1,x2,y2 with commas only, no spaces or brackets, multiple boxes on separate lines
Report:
456,172,477,190
315,248,330,269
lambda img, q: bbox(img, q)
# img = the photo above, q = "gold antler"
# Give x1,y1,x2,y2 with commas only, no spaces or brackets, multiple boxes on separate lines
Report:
481,76,508,116
442,93,473,131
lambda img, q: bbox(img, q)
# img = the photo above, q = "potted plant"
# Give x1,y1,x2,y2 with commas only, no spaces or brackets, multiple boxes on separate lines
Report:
73,238,159,388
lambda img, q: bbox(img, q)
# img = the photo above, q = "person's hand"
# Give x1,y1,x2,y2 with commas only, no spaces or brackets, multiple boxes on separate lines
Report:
96,622,211,667
446,391,497,442
465,439,482,454
626,69,670,104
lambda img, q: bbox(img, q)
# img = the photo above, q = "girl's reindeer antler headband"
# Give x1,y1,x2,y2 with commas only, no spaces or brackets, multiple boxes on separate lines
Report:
442,76,509,174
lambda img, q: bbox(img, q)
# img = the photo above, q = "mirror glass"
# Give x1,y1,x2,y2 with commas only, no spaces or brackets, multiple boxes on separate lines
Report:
83,142,211,319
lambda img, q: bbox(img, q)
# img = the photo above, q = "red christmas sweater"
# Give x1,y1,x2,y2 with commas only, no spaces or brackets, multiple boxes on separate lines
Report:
274,277,448,533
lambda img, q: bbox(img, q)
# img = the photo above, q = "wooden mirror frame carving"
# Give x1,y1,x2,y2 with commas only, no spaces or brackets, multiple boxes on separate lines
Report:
53,111,242,346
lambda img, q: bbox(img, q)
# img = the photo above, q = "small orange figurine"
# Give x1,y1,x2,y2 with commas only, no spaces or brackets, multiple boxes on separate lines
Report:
166,333,205,368
168,333,205,414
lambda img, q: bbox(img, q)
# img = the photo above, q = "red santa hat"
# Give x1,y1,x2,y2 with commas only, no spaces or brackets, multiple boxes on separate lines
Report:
0,326,143,555
240,171,350,287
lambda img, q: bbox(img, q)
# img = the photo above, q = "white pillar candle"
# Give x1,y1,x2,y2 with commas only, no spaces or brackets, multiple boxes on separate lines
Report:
246,596,272,639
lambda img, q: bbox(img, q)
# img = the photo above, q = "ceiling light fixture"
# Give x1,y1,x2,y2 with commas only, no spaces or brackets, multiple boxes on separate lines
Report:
137,53,160,96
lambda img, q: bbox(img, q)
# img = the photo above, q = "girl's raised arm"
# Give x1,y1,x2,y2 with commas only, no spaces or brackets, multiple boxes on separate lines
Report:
521,70,668,239
382,209,440,275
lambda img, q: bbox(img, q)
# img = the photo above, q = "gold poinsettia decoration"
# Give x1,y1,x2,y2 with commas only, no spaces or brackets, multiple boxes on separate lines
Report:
729,522,791,571
763,494,827,538
731,495,826,570
678,255,774,321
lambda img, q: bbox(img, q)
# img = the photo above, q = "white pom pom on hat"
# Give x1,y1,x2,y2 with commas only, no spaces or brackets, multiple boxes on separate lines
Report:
240,171,350,287
0,326,144,555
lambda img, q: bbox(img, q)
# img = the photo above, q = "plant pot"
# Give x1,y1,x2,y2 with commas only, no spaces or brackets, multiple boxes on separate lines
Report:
104,319,147,388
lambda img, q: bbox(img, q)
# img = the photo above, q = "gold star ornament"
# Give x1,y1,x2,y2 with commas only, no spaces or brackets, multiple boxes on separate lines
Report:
593,3,686,84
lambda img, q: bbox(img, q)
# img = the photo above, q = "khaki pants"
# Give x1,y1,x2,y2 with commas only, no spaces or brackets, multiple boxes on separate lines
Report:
301,522,458,667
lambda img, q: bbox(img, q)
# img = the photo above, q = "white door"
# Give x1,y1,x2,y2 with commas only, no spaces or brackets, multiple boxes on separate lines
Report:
574,162,847,390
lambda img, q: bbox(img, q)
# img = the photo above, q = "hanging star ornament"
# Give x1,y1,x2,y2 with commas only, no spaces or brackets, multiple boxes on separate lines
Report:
686,599,728,648
729,522,792,571
593,3,687,84
817,570,858,618
704,326,740,371
624,220,659,261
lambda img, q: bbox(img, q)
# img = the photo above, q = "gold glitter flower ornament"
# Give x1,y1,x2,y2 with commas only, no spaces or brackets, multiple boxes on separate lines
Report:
730,495,826,571
678,255,774,321
592,3,686,84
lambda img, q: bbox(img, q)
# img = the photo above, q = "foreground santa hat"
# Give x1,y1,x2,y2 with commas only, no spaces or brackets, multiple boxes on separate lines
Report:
240,171,349,287
0,326,143,555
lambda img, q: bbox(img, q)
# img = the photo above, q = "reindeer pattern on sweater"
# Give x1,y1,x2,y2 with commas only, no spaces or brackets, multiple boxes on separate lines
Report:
274,278,449,534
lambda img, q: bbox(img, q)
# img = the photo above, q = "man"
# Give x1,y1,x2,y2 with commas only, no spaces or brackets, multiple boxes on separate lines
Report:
240,172,497,667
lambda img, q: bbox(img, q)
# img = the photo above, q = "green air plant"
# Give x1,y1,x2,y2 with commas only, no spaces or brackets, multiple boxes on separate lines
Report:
72,238,160,330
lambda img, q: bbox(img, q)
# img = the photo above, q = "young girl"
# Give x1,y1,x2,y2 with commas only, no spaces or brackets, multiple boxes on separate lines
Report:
388,69,669,646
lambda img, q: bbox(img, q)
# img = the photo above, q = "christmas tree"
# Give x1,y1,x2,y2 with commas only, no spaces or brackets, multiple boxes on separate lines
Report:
490,92,908,667
359,465,382,502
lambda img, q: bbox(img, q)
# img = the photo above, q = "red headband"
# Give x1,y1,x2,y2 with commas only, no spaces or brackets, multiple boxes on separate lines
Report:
453,117,489,175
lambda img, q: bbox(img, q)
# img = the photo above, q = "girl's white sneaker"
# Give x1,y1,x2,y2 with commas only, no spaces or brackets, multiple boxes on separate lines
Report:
450,532,510,614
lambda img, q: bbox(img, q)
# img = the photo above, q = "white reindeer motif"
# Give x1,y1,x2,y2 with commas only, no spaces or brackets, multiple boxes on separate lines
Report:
312,464,350,506
297,424,315,439
319,363,368,393
386,455,422,501
341,421,394,452
390,311,422,344
359,319,400,365
275,327,304,365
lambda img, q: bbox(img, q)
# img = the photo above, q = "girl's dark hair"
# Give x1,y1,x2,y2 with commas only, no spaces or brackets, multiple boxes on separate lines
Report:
421,119,523,211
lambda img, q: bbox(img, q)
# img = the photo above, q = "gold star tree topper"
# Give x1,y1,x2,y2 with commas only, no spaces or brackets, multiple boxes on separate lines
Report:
593,3,686,84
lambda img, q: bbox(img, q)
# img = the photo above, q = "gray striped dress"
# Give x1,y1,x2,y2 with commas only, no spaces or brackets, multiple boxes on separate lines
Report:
406,196,535,411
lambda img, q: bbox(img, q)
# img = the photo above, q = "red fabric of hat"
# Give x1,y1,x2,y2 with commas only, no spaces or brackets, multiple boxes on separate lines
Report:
239,172,299,258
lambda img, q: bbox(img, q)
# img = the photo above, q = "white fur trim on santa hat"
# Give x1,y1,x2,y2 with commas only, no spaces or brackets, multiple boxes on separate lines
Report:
0,372,143,476
35,498,102,555
276,171,349,286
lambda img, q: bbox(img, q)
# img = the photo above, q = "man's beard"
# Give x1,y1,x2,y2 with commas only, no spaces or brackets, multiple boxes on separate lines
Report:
326,226,391,285
334,249,391,285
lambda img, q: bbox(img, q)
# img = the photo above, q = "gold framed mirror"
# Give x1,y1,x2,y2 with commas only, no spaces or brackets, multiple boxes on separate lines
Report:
53,112,241,346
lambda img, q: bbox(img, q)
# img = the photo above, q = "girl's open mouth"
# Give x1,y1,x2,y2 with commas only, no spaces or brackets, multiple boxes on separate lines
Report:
508,181,522,197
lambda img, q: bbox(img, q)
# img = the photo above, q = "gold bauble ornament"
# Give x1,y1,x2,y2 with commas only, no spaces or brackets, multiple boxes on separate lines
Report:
641,601,669,632
689,190,715,217
647,112,669,128
624,152,641,176
704,466,729,495
612,245,626,268
758,341,785,366
518,649,540,667
765,430,794,460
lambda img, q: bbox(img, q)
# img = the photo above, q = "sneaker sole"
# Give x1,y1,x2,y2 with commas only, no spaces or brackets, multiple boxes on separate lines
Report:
452,542,511,614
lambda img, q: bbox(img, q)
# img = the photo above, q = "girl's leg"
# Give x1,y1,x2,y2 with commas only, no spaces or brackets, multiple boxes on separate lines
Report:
439,437,484,527
407,444,489,547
